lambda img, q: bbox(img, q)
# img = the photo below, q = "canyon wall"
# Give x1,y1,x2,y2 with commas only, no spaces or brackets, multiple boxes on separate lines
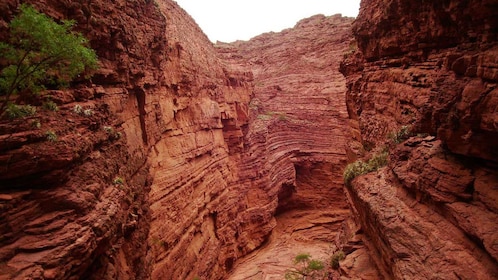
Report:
0,1,356,279
2,0,496,279
341,0,498,279
218,15,365,278
0,0,252,279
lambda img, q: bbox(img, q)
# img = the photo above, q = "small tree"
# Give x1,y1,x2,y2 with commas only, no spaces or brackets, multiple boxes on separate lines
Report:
0,4,98,115
285,253,326,280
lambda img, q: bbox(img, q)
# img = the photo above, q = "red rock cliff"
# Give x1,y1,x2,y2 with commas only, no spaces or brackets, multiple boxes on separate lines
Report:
0,0,252,279
341,0,498,279
218,15,361,278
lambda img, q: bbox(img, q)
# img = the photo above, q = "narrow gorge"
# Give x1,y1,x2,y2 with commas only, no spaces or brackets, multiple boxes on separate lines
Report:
0,0,497,280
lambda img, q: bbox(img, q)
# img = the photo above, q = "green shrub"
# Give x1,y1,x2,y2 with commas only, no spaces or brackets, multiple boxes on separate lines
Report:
368,150,388,169
343,160,369,186
45,130,57,142
343,150,388,186
0,4,98,115
330,250,345,270
113,177,124,185
42,100,59,111
285,253,326,280
5,103,36,119
388,125,411,144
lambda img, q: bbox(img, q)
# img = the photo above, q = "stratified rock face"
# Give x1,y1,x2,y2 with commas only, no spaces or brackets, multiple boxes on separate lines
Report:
218,15,366,278
0,0,252,279
341,0,498,279
145,1,253,279
0,0,167,279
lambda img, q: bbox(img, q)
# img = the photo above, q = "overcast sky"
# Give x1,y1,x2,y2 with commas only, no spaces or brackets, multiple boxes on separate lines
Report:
173,0,361,42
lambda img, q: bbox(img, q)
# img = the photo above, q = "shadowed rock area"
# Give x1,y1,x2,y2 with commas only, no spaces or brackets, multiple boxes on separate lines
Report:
341,0,498,279
0,0,497,279
217,15,379,279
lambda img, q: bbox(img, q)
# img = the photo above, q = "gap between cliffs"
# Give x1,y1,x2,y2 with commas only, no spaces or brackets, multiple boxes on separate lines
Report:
217,14,380,279
3,1,496,279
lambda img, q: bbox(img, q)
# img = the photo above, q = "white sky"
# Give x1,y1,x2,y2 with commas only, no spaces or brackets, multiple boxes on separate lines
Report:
173,0,361,42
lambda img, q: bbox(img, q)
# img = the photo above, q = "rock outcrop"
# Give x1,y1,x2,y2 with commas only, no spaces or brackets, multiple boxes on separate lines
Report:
0,0,252,279
217,15,364,278
2,0,497,279
341,0,498,279
1,0,169,278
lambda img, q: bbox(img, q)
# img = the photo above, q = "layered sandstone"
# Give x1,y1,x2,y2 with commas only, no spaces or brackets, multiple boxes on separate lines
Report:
341,0,498,278
3,0,496,279
0,0,168,278
0,0,252,279
218,15,380,278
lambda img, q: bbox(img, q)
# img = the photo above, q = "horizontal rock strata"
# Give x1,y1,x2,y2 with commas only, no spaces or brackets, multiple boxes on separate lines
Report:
341,0,498,278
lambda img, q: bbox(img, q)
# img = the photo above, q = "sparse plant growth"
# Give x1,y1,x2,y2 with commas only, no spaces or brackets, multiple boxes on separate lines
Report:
45,130,57,142
0,4,98,116
72,104,94,116
83,109,93,116
257,111,288,121
103,125,122,140
73,104,83,114
388,125,411,144
31,119,41,128
330,250,345,270
113,177,124,185
343,150,388,186
103,125,114,134
343,40,358,59
4,103,36,119
150,236,168,249
257,114,272,120
285,253,326,280
278,113,288,121
42,100,58,111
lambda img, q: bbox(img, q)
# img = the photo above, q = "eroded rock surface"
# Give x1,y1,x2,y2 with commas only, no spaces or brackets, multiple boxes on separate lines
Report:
219,15,381,278
2,0,497,279
0,0,252,279
1,0,168,278
341,0,498,279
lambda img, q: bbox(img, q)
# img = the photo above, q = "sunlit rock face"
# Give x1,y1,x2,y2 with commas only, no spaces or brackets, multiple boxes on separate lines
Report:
341,0,498,279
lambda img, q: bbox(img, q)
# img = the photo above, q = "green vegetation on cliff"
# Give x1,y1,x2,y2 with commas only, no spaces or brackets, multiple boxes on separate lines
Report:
0,4,98,116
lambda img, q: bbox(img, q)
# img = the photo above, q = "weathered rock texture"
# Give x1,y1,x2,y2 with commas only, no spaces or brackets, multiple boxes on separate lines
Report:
1,0,168,279
217,15,381,279
341,0,498,279
0,0,252,279
3,0,496,279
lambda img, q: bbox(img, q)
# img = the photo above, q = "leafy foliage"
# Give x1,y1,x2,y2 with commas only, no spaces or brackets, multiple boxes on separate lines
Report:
5,103,36,119
343,150,388,186
285,253,326,280
0,4,98,115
